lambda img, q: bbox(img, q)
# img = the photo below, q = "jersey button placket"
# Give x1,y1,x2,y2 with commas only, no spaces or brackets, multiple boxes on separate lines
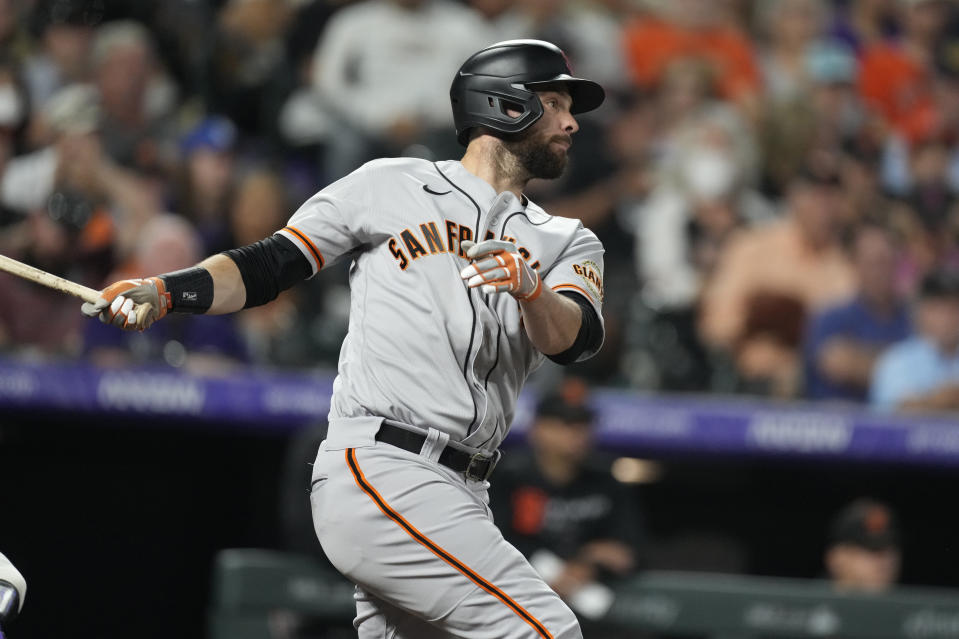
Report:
485,192,515,236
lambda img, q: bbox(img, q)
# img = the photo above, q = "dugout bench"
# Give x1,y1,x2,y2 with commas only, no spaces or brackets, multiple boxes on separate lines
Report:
208,549,959,639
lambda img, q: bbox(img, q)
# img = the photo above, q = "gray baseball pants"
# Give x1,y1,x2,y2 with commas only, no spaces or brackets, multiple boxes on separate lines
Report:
310,435,581,638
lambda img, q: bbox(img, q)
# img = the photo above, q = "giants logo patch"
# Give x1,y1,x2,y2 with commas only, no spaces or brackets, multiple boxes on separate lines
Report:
572,260,603,302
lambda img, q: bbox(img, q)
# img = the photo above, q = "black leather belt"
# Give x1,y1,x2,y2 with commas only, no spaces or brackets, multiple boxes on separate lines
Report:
375,422,501,481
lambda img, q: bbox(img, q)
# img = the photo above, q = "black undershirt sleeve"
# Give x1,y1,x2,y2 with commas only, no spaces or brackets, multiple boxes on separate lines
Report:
546,291,603,365
222,234,312,309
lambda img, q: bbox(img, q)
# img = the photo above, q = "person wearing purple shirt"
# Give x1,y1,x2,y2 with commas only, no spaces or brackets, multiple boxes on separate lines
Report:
803,223,911,401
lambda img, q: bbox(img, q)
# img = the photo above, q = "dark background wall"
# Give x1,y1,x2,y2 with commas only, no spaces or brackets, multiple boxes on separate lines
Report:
1,414,957,639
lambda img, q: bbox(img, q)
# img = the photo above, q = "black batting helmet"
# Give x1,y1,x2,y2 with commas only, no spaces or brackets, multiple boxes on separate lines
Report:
450,39,605,147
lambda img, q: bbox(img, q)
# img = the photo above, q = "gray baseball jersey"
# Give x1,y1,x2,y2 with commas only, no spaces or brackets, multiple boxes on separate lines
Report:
277,157,605,451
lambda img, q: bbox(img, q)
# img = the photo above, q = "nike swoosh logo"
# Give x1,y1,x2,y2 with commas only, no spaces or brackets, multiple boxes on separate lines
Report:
423,184,452,196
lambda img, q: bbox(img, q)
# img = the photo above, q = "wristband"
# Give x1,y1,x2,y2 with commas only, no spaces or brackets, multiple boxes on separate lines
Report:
159,266,214,314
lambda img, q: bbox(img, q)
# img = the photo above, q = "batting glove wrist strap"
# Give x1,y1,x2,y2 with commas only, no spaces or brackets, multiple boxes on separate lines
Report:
514,274,543,302
159,267,213,314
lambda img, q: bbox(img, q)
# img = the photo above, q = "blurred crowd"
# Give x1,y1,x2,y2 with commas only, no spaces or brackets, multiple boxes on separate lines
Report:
1,0,959,412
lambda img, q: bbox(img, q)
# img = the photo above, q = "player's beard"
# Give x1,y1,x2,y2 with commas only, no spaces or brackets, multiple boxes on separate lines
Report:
502,129,570,180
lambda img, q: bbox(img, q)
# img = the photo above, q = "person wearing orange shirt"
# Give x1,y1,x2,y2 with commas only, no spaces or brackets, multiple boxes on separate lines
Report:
622,0,759,108
857,0,950,142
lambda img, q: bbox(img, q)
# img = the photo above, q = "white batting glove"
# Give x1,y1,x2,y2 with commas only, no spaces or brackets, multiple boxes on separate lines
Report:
459,239,543,301
80,277,170,331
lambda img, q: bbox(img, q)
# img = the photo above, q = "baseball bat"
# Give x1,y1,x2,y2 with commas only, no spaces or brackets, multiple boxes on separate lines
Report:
0,253,153,324
0,252,100,303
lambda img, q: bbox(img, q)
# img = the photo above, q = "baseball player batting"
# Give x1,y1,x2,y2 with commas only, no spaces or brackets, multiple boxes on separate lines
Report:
83,39,606,638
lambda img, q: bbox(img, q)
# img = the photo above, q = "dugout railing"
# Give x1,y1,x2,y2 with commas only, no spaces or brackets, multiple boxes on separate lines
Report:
207,549,959,639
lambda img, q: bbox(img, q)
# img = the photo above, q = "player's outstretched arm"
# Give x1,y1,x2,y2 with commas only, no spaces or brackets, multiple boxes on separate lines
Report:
81,235,312,331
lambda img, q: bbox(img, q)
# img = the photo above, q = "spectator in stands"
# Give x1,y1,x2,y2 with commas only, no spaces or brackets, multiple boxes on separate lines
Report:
206,0,294,138
760,41,873,199
905,134,955,242
491,379,643,619
624,102,769,391
803,222,912,401
871,268,959,411
839,149,888,233
699,160,857,396
880,26,959,276
92,20,176,173
275,0,342,155
82,213,248,373
0,84,124,356
622,0,760,116
876,27,959,198
0,83,159,279
653,57,760,178
928,32,959,197
637,107,767,313
881,132,959,291
173,116,238,256
857,0,950,143
21,0,95,125
805,42,868,149
755,0,829,103
825,498,901,593
308,0,488,177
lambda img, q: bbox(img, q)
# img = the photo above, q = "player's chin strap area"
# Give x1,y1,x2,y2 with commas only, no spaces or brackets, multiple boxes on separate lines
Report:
375,421,502,482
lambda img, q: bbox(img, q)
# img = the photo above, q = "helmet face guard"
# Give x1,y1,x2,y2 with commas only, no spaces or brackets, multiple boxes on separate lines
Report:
450,40,605,146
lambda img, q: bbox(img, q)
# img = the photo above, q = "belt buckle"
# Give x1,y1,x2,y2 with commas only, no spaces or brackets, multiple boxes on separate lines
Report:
466,449,501,481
